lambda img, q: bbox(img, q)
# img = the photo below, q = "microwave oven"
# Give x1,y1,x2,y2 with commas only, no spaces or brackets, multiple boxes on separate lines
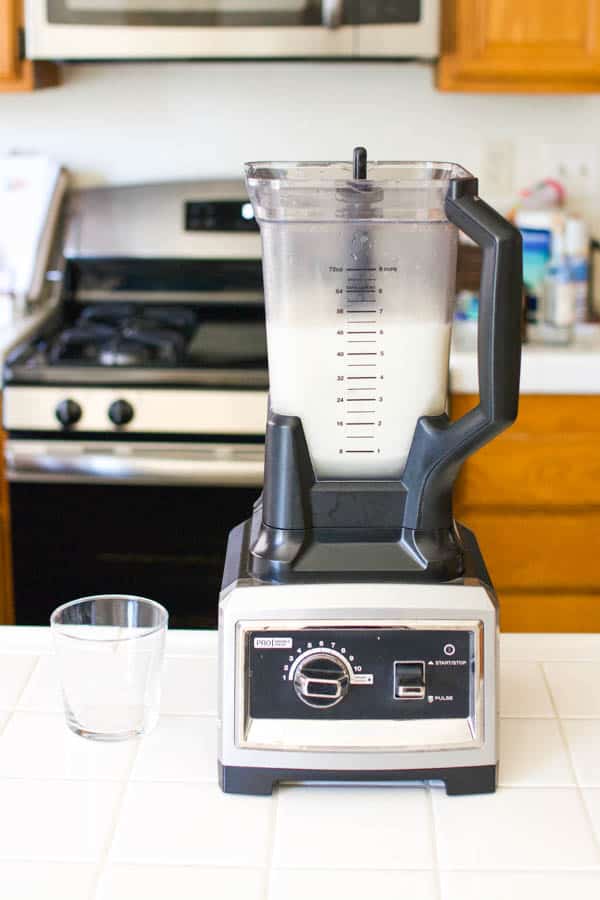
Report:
25,0,440,60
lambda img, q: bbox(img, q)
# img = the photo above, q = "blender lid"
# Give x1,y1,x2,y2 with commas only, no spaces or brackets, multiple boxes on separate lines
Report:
245,147,474,223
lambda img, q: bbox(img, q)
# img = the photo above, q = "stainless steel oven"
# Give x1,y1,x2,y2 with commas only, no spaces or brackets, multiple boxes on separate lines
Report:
25,0,440,60
3,179,268,628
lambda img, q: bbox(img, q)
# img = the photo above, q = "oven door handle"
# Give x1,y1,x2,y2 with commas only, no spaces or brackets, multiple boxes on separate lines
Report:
5,443,265,487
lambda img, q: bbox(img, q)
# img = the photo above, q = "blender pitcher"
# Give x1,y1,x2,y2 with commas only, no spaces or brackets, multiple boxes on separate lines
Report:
246,149,463,480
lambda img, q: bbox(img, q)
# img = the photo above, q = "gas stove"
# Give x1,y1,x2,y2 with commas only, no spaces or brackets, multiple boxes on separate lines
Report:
3,179,269,627
9,299,268,384
4,301,268,435
4,179,269,436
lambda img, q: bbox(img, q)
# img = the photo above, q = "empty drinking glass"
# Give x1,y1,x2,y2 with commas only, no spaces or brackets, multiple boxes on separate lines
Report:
51,594,168,741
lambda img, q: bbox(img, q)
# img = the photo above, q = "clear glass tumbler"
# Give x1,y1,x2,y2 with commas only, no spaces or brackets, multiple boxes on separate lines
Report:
51,594,168,741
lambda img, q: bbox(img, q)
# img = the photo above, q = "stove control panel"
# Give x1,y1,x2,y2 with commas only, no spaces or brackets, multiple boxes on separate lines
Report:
247,626,476,721
5,386,267,435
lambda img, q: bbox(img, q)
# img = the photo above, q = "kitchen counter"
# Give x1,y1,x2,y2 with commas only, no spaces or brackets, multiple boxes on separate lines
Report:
0,628,599,899
451,322,600,394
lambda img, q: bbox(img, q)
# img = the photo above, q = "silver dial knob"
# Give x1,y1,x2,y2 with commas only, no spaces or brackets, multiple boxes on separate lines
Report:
293,651,351,709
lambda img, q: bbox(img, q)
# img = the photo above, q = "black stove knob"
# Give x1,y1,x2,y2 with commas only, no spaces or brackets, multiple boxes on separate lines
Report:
293,651,351,709
55,399,82,428
108,399,134,427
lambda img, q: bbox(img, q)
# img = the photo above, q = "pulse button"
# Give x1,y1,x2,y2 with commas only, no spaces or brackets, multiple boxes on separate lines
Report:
394,662,426,700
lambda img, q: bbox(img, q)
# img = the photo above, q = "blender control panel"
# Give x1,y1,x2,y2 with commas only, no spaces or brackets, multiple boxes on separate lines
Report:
247,627,475,721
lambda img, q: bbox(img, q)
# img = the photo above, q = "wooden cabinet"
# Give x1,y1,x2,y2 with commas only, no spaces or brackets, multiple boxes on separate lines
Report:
453,394,600,632
0,398,13,624
438,0,600,93
0,0,59,92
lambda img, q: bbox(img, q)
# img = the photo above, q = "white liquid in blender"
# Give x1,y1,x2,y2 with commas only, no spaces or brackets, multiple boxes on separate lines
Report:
267,320,452,479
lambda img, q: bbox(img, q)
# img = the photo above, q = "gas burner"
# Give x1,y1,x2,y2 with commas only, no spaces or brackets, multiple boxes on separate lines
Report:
97,331,184,367
47,307,191,367
98,337,152,367
77,304,198,337
137,306,198,334
48,324,117,364
120,325,186,365
5,298,268,383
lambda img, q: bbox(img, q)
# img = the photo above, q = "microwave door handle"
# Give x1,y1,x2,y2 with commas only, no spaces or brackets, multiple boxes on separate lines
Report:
321,0,343,28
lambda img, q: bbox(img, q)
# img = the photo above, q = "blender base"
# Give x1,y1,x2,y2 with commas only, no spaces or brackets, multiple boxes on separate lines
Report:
218,761,497,797
218,526,499,799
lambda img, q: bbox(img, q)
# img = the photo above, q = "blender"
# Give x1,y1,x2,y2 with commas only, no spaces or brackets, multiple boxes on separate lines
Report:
218,148,522,796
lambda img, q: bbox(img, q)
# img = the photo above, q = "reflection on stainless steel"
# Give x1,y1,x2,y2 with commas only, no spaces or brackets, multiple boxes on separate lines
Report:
321,0,342,28
6,440,264,486
235,616,485,753
64,180,259,260
27,0,439,60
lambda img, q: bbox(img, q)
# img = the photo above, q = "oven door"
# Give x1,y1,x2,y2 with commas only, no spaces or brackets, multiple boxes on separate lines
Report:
25,0,355,59
6,439,263,628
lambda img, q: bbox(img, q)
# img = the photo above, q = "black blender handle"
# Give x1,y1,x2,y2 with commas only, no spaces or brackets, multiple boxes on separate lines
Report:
402,176,522,531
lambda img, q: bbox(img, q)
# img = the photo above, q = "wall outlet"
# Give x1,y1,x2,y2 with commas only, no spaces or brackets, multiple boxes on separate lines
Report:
540,143,598,212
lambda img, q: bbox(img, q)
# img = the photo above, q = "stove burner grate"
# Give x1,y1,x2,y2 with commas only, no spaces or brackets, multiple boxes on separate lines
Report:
48,307,192,367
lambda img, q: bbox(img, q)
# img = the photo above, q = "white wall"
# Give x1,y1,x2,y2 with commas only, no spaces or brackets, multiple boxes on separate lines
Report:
1,61,600,224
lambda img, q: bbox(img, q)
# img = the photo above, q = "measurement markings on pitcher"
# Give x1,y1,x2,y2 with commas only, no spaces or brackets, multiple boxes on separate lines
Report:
334,266,385,458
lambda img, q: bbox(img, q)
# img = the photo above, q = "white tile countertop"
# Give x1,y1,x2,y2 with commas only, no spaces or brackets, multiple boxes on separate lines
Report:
451,322,600,394
0,627,600,899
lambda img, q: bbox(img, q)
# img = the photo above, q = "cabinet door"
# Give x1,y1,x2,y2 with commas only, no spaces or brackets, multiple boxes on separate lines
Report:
0,397,13,625
0,0,59,91
0,0,20,82
0,515,14,625
439,0,600,92
453,393,600,632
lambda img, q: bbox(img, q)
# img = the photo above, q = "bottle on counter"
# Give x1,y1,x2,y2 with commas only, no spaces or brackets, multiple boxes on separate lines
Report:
565,217,590,323
515,209,563,328
543,229,576,345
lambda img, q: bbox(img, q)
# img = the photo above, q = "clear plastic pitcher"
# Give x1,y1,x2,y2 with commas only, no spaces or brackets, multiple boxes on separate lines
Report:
246,154,471,480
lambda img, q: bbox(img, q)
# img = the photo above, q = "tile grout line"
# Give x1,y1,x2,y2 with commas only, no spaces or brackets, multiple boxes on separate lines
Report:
12,708,218,718
0,775,596,792
500,714,600,721
0,773,218,785
0,654,41,737
262,787,280,900
88,738,143,900
539,662,600,860
0,858,599,873
426,787,443,900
